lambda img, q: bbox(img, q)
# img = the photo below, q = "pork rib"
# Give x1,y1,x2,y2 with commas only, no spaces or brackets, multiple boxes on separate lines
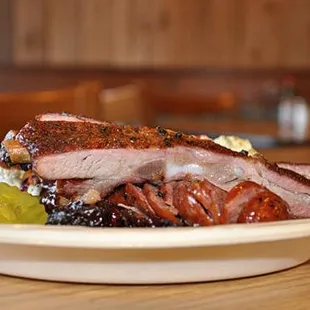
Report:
276,162,310,180
7,113,310,219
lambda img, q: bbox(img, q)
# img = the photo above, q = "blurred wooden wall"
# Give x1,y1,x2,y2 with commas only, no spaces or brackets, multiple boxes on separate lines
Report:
0,0,12,64
10,0,310,68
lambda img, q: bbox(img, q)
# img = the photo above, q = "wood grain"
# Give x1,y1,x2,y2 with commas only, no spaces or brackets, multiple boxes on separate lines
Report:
0,0,12,64
0,258,310,309
75,0,113,65
10,0,310,68
12,0,45,65
44,0,78,65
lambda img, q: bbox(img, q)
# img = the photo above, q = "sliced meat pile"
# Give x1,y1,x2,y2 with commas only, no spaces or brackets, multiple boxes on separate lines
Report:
0,112,309,227
46,179,292,227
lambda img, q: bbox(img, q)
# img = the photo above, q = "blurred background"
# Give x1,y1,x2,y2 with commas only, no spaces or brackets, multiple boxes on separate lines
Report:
0,0,309,151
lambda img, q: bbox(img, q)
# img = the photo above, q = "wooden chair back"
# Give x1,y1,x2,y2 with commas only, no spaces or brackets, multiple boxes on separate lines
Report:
0,81,103,139
140,82,239,127
100,84,153,125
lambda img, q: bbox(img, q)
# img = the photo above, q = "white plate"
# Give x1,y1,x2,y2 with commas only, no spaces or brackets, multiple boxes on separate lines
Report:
0,220,310,284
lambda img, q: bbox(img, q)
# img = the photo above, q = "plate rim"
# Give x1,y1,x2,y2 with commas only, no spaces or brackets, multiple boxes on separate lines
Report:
0,219,310,249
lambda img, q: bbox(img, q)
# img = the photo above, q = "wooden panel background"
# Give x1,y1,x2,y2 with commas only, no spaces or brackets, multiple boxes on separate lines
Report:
0,0,12,64
10,0,310,68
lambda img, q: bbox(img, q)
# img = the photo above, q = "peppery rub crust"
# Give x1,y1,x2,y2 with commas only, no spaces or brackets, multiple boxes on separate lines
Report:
276,162,310,179
263,158,310,185
16,119,247,158
15,118,310,189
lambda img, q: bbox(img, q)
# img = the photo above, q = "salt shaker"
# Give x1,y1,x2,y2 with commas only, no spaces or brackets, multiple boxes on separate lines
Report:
278,96,293,142
277,75,296,142
291,96,309,143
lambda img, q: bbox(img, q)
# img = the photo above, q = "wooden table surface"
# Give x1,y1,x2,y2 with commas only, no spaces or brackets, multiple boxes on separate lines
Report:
0,146,309,310
1,261,310,310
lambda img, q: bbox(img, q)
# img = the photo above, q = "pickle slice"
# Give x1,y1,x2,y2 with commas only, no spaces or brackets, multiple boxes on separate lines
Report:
0,183,47,224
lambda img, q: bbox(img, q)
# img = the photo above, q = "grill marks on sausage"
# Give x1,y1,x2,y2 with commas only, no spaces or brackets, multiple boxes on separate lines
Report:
104,179,230,226
171,180,227,226
143,183,180,224
173,182,214,226
195,180,226,223
124,183,157,217
221,181,267,223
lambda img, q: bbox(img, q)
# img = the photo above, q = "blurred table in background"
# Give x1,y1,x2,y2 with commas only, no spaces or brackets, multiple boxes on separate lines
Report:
159,117,310,150
0,67,309,150
262,146,310,163
159,117,280,136
1,66,310,104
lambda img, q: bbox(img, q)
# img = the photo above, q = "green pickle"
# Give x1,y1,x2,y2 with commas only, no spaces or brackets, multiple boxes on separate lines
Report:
0,183,47,224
